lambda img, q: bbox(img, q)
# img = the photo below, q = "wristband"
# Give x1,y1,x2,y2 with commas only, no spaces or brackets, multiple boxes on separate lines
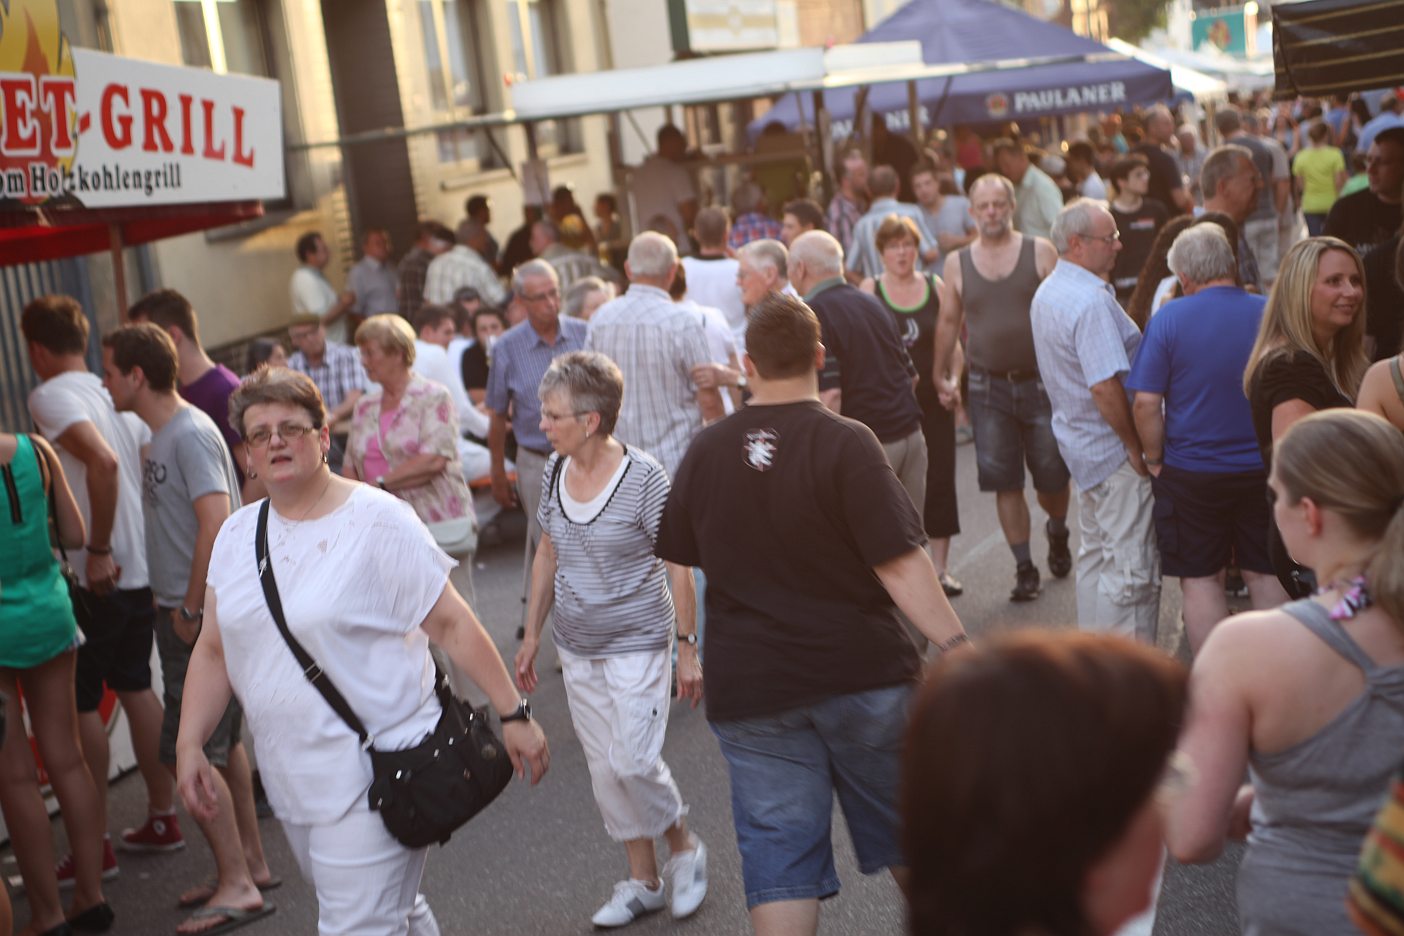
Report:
936,633,970,654
86,545,112,555
1144,456,1164,466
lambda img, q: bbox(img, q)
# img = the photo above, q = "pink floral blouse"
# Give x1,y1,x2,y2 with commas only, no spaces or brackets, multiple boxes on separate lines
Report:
346,373,473,524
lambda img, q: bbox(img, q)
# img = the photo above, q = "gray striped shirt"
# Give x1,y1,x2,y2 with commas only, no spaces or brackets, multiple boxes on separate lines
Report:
537,447,675,657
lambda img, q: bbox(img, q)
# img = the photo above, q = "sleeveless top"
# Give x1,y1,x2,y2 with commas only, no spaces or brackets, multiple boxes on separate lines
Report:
876,274,940,404
1391,355,1404,406
0,435,79,668
958,236,1041,373
1237,598,1404,935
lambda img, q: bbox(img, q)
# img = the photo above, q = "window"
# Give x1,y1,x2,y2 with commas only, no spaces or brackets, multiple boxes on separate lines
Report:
505,0,580,154
173,0,271,77
418,0,501,166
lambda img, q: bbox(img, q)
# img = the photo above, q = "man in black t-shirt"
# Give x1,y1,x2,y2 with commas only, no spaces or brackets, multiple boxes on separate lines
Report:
1325,127,1404,259
1132,105,1192,217
655,292,967,935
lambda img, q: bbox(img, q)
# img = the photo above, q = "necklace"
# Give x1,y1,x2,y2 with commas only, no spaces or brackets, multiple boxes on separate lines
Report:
279,472,334,529
1321,574,1373,621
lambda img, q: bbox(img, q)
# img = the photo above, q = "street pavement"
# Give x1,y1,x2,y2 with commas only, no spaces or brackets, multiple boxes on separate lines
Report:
7,439,1244,935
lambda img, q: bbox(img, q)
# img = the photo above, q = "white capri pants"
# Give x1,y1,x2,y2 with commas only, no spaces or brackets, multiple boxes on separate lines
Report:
559,645,687,842
282,807,439,936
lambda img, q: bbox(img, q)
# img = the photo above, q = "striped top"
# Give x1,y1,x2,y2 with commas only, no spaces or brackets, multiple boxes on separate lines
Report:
537,446,675,658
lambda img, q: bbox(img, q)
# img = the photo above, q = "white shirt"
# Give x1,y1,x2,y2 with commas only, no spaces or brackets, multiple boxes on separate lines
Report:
290,266,345,345
680,256,745,346
206,489,450,824
1080,172,1109,200
27,371,151,590
678,298,739,414
413,340,490,438
631,154,696,243
423,246,506,307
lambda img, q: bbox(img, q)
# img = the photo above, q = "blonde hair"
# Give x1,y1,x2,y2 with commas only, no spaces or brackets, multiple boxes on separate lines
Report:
1243,237,1369,400
1273,410,1404,622
355,313,416,366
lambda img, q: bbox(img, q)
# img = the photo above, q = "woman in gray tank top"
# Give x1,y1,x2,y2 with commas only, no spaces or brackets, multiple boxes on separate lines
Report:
1166,410,1404,935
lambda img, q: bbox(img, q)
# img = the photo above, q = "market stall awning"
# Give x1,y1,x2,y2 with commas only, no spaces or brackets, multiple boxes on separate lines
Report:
1104,38,1229,105
756,0,1175,134
0,201,264,265
1272,0,1404,98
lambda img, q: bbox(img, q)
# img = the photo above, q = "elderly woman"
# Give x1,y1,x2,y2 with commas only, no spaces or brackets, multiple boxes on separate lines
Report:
1168,410,1404,936
176,367,548,935
563,275,615,322
860,215,963,597
513,351,707,929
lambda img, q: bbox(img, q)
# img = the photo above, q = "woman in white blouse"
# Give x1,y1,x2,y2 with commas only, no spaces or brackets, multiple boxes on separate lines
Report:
175,367,548,935
514,351,707,929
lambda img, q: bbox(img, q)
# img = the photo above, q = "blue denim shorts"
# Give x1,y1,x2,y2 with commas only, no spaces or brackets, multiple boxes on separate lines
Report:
966,369,1071,494
709,683,913,909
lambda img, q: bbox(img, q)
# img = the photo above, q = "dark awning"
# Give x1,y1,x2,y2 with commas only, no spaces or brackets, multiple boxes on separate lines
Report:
1273,0,1404,98
0,201,263,266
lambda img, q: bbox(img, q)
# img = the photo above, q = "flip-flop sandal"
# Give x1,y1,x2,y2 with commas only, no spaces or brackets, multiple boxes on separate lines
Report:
176,877,283,909
177,904,276,936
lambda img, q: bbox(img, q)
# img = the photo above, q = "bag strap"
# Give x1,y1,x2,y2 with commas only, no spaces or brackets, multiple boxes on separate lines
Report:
32,436,71,567
255,500,374,748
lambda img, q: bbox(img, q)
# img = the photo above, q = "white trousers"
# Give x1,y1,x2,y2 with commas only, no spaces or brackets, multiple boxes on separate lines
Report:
282,807,439,936
559,646,686,842
1075,460,1161,644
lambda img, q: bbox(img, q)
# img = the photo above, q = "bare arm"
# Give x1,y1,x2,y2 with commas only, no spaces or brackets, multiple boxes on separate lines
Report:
33,434,85,549
175,589,236,822
1270,398,1318,444
934,257,965,384
1132,391,1166,476
1033,238,1059,278
182,491,230,620
668,561,703,707
697,387,725,424
381,453,450,491
514,533,558,693
55,421,119,589
489,410,517,508
872,546,966,648
1090,376,1146,476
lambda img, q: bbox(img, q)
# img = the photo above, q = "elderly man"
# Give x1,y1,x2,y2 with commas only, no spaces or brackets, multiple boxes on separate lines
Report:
587,233,724,479
290,232,356,345
1126,224,1288,652
1217,108,1286,288
1133,104,1193,215
398,220,454,318
847,165,939,280
690,238,793,400
993,139,1064,241
728,181,783,249
425,220,506,306
1201,144,1265,291
1030,199,1161,643
347,228,398,320
935,173,1070,603
287,314,368,473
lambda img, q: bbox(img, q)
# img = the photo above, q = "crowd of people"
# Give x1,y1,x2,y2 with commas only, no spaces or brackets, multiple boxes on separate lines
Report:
2,83,1403,936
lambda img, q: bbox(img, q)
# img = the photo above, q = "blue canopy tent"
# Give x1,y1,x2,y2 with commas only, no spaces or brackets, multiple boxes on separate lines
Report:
756,0,1175,137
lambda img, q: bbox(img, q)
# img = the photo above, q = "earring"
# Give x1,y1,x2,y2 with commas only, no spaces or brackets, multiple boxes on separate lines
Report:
247,469,258,479
322,453,330,465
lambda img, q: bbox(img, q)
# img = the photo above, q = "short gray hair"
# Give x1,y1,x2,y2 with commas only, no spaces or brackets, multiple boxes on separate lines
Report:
739,238,788,279
1049,198,1110,253
537,350,624,436
1200,144,1253,202
627,231,679,278
512,258,558,294
563,276,611,317
1167,223,1237,284
789,230,844,278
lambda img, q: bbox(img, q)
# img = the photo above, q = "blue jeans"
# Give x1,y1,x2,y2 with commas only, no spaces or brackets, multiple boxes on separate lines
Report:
709,684,913,908
966,368,1070,494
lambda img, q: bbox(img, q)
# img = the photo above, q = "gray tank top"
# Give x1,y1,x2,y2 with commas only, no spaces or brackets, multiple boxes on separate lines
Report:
958,236,1042,374
1237,598,1404,936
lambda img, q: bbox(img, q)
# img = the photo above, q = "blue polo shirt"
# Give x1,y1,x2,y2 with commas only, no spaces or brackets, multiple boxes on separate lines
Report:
1126,286,1265,473
484,316,590,452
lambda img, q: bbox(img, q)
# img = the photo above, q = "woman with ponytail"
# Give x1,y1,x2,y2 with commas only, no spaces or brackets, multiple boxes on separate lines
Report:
1167,409,1404,936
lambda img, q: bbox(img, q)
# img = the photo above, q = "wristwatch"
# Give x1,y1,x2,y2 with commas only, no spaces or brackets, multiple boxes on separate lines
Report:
375,475,387,490
677,631,699,646
499,699,533,724
178,606,203,623
735,373,749,390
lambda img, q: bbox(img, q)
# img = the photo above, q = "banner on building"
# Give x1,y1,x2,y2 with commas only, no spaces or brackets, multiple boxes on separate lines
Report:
0,0,284,209
670,0,780,54
1191,6,1258,57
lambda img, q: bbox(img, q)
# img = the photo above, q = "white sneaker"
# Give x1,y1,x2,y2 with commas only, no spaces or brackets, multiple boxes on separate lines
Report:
591,879,665,928
664,838,708,919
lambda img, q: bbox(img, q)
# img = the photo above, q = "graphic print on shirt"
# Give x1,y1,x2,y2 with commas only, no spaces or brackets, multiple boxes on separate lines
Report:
898,315,920,349
142,458,167,502
744,428,778,472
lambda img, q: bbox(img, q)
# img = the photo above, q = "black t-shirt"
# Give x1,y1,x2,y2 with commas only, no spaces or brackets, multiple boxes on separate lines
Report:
1324,190,1402,257
1133,143,1185,215
1110,198,1170,299
461,342,490,391
655,400,926,722
807,282,923,442
1248,350,1353,467
1364,235,1403,361
875,275,941,404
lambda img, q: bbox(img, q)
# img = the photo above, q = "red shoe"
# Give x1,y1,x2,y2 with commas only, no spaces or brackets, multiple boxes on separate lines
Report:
118,812,186,853
56,837,119,889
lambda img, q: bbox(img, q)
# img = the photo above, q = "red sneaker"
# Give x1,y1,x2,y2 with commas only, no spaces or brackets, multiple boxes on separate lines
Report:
56,837,119,889
118,812,186,853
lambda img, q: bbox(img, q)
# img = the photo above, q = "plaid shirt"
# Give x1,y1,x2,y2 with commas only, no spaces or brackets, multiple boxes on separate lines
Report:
484,316,591,453
424,246,506,306
826,192,866,256
398,247,433,318
727,212,783,250
288,342,369,415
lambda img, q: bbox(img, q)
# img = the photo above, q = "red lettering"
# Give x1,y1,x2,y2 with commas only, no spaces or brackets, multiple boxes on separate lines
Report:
100,84,132,149
231,106,254,168
201,99,225,161
139,89,173,152
37,77,77,153
0,76,40,155
177,94,195,155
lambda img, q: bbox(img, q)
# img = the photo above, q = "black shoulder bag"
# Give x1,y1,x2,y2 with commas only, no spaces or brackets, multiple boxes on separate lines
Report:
254,500,512,848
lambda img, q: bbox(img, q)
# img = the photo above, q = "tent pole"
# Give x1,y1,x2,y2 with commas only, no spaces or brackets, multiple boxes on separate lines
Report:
814,90,835,204
109,224,128,318
907,80,923,153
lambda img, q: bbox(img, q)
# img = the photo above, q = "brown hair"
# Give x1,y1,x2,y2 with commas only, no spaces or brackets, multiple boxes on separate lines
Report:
101,323,179,393
128,289,201,346
1108,153,1150,189
903,631,1187,936
411,303,456,335
745,292,821,380
228,367,328,438
875,214,922,254
21,294,89,355
694,207,730,249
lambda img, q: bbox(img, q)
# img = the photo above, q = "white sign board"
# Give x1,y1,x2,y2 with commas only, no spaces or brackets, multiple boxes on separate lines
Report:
684,0,780,52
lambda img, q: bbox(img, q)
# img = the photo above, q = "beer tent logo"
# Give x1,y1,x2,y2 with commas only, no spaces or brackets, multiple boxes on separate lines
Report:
0,0,77,205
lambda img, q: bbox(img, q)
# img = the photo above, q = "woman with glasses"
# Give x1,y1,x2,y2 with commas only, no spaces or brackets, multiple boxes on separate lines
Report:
1167,410,1404,936
514,351,707,929
176,367,548,935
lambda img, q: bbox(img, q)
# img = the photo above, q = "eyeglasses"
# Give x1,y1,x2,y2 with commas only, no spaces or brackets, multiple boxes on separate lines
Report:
540,409,586,423
1084,231,1121,244
246,422,317,448
522,288,560,303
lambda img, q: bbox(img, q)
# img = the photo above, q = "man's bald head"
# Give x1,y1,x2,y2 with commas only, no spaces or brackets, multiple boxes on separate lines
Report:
788,231,845,295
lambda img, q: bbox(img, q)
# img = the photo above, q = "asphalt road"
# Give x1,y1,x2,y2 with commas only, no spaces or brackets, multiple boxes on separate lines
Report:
7,439,1245,935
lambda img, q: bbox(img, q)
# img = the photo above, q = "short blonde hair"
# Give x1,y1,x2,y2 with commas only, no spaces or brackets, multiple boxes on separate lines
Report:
228,367,327,437
355,313,416,366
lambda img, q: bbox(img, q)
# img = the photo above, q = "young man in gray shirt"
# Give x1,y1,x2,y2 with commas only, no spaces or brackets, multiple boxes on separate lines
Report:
101,324,278,930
